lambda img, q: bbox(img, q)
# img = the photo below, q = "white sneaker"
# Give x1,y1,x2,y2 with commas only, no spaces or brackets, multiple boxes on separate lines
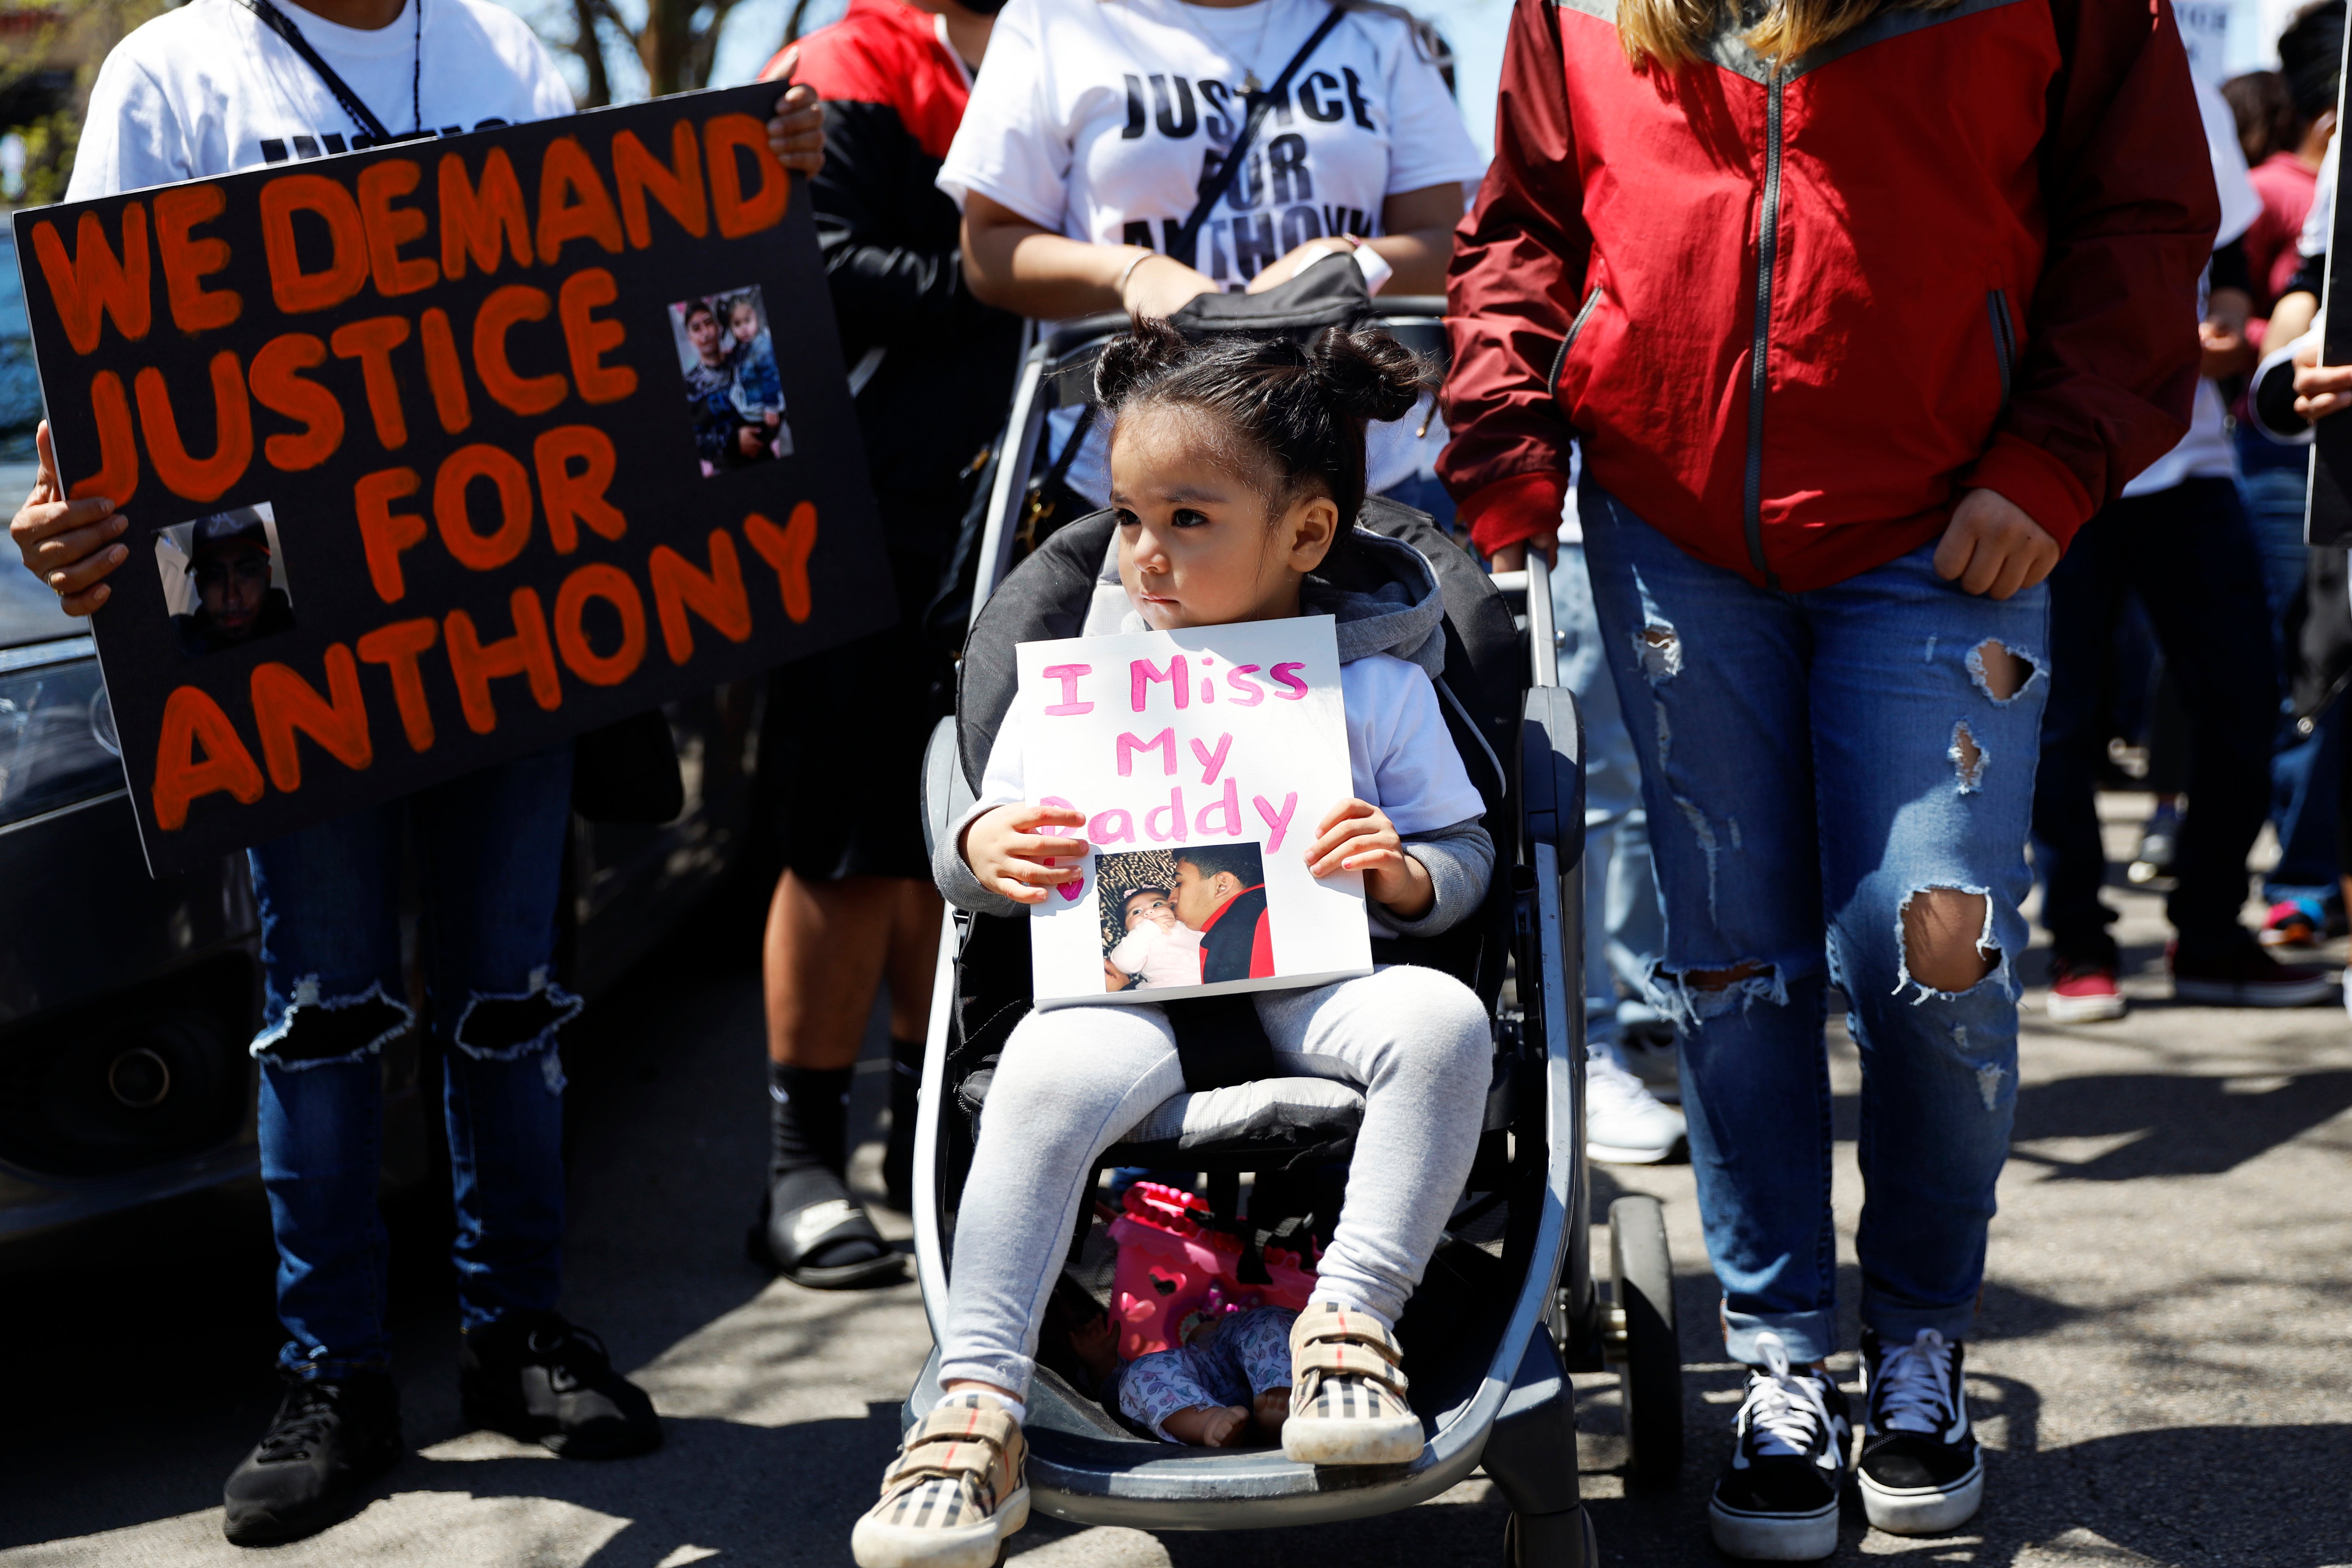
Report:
1586,1050,1685,1164
1616,1022,1681,1103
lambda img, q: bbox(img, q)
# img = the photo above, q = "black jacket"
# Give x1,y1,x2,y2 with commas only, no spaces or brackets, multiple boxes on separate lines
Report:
782,0,1023,563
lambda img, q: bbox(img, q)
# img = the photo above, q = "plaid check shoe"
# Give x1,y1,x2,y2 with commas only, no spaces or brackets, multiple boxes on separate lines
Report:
850,1393,1029,1568
1281,1302,1424,1465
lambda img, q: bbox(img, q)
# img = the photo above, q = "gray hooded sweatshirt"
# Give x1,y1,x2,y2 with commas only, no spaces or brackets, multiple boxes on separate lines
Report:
933,528,1494,937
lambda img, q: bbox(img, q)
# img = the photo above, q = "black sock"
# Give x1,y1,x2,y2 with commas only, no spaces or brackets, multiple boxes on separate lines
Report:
769,1061,853,1181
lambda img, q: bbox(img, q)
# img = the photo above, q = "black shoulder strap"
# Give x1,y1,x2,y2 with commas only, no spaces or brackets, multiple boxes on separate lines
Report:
1167,2,1350,268
230,0,394,144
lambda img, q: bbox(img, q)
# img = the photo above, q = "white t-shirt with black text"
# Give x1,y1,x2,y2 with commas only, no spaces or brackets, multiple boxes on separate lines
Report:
68,0,574,201
937,0,1484,504
940,0,1479,285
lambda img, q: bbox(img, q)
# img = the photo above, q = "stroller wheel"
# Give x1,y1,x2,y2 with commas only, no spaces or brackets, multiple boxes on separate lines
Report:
1503,1507,1598,1567
1605,1194,1684,1481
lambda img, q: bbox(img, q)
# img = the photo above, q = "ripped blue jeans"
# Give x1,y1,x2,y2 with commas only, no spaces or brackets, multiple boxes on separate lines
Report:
249,745,576,1380
1582,485,2047,1364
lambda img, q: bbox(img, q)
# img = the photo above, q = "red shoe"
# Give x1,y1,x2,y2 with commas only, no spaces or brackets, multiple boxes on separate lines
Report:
2169,938,2337,1008
2259,899,2323,949
2045,954,2126,1023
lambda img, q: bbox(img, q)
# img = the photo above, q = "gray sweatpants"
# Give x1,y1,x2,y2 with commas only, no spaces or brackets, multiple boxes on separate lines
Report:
936,964,1492,1397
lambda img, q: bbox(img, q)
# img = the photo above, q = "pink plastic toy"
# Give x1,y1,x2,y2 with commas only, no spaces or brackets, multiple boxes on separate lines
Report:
1107,1181,1316,1361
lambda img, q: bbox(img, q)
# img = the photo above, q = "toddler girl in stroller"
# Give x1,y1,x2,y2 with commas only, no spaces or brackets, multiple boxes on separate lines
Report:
851,318,1498,1568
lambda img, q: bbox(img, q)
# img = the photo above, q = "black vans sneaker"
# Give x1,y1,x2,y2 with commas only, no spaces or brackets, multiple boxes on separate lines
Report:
222,1370,403,1545
459,1312,662,1459
1857,1328,1982,1535
1708,1334,1851,1561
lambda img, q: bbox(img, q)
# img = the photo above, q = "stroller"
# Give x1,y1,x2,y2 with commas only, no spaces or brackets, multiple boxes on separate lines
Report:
907,299,1683,1565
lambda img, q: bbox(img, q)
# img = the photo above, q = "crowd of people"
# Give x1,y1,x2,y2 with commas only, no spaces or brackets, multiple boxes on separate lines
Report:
5,0,2340,1559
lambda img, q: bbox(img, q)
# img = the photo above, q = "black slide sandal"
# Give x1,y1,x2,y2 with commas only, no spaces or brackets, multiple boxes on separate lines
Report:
751,1167,907,1289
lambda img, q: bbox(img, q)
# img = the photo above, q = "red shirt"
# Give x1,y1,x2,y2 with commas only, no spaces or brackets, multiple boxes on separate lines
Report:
2245,151,2321,313
1196,885,1275,982
764,0,970,160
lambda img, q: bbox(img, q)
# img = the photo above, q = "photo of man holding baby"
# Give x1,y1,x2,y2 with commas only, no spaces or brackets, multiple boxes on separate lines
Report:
1099,844,1273,989
671,289,793,476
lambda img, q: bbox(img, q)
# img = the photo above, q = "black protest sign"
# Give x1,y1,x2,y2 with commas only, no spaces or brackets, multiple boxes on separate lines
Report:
14,84,891,876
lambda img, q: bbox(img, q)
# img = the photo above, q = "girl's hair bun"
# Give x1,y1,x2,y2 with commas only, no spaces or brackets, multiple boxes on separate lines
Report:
1307,322,1428,426
1091,312,1433,550
1094,316,1191,406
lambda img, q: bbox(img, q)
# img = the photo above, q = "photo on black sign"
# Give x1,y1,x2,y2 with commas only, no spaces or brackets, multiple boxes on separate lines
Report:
670,286,793,477
154,504,295,657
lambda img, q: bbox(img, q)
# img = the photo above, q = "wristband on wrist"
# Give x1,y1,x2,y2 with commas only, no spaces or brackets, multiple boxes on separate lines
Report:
1116,249,1160,298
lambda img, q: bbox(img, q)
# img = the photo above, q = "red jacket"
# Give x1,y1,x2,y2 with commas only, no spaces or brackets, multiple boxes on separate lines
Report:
765,1,1021,553
1197,885,1276,983
1439,0,2221,590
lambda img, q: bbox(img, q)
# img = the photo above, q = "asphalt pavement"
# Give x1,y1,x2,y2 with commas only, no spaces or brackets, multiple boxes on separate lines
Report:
1,794,2346,1567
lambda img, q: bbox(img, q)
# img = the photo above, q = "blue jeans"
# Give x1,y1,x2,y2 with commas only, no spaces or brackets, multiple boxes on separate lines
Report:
249,745,578,1380
2239,437,2342,906
1553,539,1666,1055
1583,485,2046,1364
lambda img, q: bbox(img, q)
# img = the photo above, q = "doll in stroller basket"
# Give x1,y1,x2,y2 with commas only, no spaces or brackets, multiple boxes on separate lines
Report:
860,291,1683,1568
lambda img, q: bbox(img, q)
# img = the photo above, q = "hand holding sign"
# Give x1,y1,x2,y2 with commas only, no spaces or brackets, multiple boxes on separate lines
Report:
760,50,826,176
1302,797,1428,918
963,800,1089,906
9,422,128,614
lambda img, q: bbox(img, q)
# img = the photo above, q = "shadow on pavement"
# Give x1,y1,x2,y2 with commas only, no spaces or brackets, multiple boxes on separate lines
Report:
2006,1069,2352,1180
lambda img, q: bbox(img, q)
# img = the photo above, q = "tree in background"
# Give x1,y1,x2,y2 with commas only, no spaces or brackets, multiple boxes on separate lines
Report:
557,0,842,105
0,0,172,206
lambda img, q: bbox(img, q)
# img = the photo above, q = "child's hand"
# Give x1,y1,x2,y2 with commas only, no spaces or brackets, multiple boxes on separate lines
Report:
1304,798,1433,920
962,802,1089,905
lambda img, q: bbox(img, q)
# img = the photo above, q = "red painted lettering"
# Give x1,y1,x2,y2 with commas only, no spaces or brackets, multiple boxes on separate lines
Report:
354,466,426,601
250,644,373,791
31,206,151,354
356,617,439,751
443,588,562,733
152,685,264,831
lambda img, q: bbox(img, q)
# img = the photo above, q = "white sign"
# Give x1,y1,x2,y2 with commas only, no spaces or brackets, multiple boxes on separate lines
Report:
1008,616,1373,1009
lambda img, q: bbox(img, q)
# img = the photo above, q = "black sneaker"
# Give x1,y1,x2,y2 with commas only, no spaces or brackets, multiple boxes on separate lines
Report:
222,1370,403,1545
2168,934,2338,1009
1708,1334,1851,1561
458,1312,662,1459
1857,1328,1982,1535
